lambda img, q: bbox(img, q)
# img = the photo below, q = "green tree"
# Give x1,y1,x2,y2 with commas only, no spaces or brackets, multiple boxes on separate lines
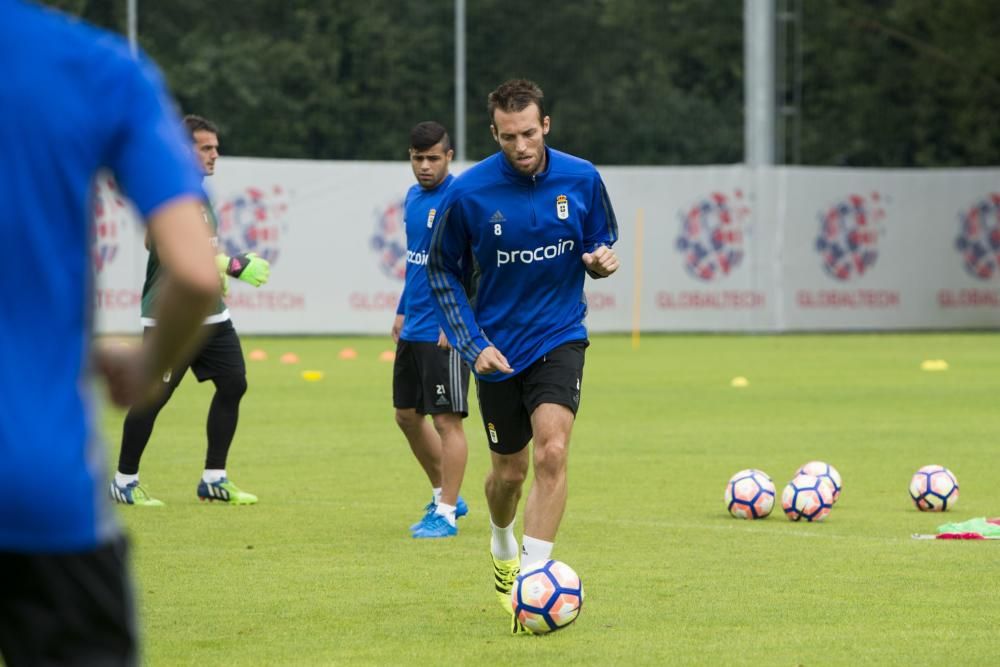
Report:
42,0,1000,166
796,0,1000,166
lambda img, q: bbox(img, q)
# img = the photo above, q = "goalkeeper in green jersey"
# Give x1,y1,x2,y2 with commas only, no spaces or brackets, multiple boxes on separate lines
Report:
110,115,268,506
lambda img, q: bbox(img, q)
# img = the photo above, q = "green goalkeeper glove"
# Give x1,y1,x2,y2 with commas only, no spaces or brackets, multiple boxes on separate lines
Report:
215,252,270,287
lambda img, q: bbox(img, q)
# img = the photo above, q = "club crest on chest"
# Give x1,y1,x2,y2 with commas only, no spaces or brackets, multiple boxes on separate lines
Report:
556,195,569,220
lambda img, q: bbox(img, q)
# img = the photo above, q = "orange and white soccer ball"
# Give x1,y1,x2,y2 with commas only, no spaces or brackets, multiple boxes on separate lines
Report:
909,465,958,511
782,474,834,522
795,461,842,504
724,469,776,519
511,560,584,634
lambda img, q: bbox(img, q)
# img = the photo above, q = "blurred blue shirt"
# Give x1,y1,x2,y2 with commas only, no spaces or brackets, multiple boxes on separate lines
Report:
0,1,205,552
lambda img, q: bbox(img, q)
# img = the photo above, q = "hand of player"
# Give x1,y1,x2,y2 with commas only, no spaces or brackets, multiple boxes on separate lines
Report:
92,341,164,408
475,346,513,375
391,314,404,343
218,252,270,287
582,245,620,277
437,329,451,350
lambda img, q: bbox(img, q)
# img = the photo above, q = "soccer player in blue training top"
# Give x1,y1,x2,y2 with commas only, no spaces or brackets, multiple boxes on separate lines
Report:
110,115,270,507
392,121,472,538
0,3,221,664
427,79,620,634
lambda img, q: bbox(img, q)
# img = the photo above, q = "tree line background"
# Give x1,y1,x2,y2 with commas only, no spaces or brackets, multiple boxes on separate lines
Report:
46,0,1000,167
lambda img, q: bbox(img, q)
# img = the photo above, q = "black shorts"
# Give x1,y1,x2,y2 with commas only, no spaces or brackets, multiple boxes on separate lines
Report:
475,340,588,455
0,537,138,667
393,340,470,417
144,318,246,383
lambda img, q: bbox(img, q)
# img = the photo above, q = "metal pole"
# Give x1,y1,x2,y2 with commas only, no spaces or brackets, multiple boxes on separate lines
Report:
744,0,775,165
792,0,804,164
127,0,138,56
454,0,466,162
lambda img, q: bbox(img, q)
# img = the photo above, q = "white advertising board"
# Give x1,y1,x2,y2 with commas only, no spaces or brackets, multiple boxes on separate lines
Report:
92,159,1000,334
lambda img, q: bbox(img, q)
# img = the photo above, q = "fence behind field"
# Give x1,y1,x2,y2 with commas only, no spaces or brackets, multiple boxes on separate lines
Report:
93,159,1000,334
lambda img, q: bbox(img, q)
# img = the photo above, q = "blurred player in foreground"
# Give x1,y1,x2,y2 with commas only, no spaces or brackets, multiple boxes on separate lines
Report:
110,115,269,506
0,2,220,664
427,79,620,633
392,121,471,538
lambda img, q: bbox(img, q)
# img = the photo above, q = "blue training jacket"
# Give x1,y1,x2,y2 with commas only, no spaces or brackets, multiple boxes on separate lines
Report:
0,1,205,552
427,147,618,381
397,174,454,342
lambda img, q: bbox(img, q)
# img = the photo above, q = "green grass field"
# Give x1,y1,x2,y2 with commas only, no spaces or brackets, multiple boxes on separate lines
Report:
99,333,1000,666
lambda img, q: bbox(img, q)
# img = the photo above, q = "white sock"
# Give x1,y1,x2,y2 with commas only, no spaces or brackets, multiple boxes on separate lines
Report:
432,487,442,505
490,518,519,561
203,469,226,483
435,502,457,527
115,472,138,487
521,535,554,569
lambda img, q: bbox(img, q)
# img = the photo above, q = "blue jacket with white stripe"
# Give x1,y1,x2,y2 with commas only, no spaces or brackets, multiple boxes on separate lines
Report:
427,147,618,381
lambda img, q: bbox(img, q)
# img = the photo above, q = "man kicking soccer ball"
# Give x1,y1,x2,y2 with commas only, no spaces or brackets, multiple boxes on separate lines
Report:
427,80,620,633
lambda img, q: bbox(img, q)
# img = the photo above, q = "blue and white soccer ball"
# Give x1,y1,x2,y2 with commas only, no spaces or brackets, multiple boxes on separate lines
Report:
511,560,584,634
795,461,842,504
909,465,959,512
782,474,834,522
724,469,776,519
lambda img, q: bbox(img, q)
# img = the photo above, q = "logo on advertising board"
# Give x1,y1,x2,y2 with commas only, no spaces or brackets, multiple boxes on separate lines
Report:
675,191,749,282
798,192,898,309
91,173,136,273
216,184,305,313
815,193,885,281
216,185,290,265
370,198,407,281
954,194,1000,280
658,190,764,310
939,193,1000,309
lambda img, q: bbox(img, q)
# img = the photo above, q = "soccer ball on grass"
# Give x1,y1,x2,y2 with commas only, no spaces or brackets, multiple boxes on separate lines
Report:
724,469,776,519
782,474,834,522
909,465,958,512
511,559,584,634
795,460,842,504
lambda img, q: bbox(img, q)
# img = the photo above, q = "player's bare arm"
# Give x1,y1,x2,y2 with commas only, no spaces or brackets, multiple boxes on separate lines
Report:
581,245,620,277
140,198,220,396
95,198,217,408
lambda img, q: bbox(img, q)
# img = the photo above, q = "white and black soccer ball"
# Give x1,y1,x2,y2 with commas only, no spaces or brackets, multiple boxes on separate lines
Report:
909,465,958,512
724,469,776,519
511,560,584,634
782,474,834,522
795,461,842,504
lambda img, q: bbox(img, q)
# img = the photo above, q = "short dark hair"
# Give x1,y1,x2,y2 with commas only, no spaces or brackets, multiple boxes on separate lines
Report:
183,114,218,139
487,79,546,125
410,121,451,152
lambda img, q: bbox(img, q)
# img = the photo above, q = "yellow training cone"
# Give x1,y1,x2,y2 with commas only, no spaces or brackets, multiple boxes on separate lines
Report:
730,376,749,388
920,359,949,371
301,370,324,382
